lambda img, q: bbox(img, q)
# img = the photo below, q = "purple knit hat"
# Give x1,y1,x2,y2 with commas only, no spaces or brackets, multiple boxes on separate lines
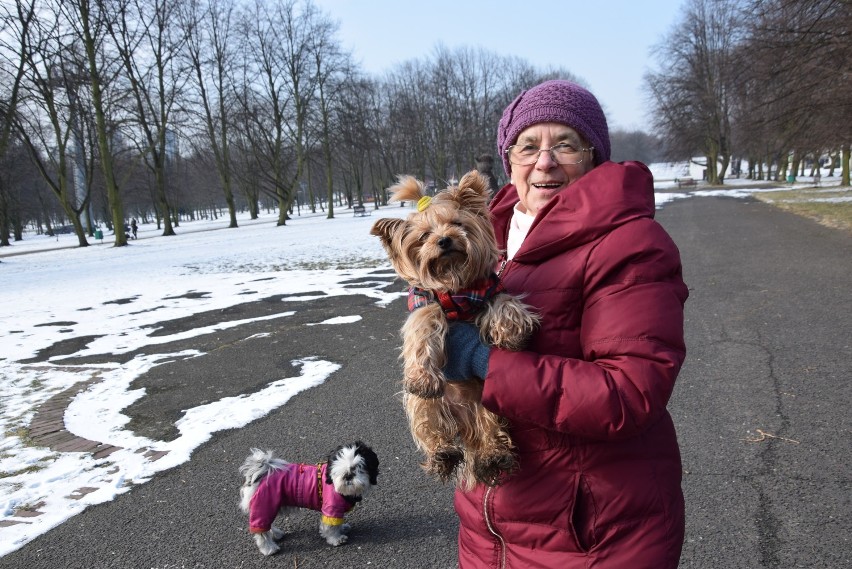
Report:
497,79,610,176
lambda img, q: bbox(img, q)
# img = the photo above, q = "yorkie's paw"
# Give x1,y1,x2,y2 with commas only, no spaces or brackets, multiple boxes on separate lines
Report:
424,447,464,481
473,451,516,485
481,296,540,351
488,323,532,351
487,313,539,351
403,376,446,399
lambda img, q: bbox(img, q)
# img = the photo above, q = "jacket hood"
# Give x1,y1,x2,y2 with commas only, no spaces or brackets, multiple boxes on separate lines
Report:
490,161,656,263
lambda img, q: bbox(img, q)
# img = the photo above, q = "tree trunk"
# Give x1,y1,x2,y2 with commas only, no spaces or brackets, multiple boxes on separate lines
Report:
306,167,316,214
79,0,127,247
224,184,238,228
718,154,730,184
276,186,288,226
790,151,801,183
156,168,175,236
0,184,9,247
828,150,838,177
12,213,22,241
705,151,720,185
777,154,789,182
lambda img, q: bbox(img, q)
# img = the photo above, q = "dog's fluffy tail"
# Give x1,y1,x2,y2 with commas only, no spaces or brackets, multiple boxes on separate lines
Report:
239,448,289,513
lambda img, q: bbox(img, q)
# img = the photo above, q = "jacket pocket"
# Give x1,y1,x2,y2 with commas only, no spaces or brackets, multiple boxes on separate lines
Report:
569,474,598,554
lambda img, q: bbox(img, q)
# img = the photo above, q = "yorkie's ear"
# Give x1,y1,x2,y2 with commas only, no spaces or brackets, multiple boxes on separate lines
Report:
370,218,406,253
387,175,425,203
449,170,490,212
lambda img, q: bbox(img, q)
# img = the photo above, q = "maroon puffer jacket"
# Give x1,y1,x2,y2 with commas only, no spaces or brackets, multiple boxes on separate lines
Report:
455,161,688,568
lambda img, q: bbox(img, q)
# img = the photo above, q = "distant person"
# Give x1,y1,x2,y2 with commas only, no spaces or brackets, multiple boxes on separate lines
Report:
813,170,821,187
443,79,688,568
474,153,500,195
130,219,138,240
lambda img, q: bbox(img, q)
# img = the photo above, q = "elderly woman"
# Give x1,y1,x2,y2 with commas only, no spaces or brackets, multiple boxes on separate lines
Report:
443,80,689,568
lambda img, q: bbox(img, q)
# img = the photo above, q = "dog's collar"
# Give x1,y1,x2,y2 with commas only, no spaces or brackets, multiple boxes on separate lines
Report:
408,273,504,321
316,462,324,501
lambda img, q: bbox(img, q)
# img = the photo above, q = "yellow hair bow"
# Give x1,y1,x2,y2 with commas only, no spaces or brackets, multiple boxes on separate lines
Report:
417,196,432,212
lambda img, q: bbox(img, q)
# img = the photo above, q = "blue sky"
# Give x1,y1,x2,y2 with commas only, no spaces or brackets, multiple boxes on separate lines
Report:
313,0,686,132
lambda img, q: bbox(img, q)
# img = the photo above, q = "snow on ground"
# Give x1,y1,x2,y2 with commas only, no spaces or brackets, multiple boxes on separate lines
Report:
0,205,409,556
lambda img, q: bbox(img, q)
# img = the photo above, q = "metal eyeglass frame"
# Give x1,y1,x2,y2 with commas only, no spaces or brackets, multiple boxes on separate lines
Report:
505,144,595,166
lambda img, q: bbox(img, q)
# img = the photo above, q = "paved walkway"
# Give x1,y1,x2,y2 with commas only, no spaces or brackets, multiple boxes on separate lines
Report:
2,372,168,529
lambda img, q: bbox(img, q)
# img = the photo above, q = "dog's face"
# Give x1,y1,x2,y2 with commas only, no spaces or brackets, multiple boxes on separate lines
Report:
371,170,499,292
326,441,379,498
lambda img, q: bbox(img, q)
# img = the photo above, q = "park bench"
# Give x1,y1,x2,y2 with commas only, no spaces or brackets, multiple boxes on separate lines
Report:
676,177,697,189
353,204,371,217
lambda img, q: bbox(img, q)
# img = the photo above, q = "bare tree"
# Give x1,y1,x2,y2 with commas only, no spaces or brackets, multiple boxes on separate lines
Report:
61,0,130,245
743,0,851,185
181,0,240,228
107,0,190,236
308,9,350,218
13,0,97,246
236,0,320,226
610,129,665,164
334,75,390,207
646,0,745,184
376,48,560,190
0,0,33,246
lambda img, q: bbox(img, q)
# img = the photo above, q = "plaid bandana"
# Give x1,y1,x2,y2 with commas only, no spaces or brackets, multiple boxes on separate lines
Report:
408,273,504,321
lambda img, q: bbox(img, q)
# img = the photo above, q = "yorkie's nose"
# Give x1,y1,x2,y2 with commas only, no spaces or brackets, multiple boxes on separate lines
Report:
437,236,453,250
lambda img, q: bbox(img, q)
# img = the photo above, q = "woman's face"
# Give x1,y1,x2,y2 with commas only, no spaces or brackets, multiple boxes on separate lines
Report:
509,122,595,216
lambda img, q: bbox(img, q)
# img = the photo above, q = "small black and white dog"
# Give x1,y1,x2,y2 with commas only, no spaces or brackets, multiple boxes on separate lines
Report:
239,441,379,556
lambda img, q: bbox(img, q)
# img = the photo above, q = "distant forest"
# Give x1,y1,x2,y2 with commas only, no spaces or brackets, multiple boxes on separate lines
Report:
0,0,847,246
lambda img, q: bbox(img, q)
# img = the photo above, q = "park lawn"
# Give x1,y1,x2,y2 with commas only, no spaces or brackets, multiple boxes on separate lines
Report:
754,187,852,235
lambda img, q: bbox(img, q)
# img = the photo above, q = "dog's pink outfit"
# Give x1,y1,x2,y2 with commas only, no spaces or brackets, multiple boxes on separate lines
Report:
248,463,353,533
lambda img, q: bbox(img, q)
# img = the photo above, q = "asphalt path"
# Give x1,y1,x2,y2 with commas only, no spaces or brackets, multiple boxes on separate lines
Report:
665,196,850,569
2,195,849,568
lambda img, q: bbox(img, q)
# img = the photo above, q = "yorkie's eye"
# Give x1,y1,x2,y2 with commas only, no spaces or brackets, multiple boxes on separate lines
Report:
418,232,430,242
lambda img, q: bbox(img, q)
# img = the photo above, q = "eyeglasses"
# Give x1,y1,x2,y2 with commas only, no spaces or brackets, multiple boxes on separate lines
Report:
505,143,594,166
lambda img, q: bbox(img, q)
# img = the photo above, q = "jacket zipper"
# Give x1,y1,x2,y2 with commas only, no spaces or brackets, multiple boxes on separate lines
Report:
488,257,509,569
483,486,506,568
496,257,510,279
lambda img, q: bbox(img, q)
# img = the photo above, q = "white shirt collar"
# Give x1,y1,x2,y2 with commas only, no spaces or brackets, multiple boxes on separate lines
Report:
506,203,536,260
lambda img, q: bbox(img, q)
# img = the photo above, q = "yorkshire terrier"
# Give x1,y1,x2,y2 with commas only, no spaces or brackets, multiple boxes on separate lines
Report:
371,170,539,490
238,441,379,556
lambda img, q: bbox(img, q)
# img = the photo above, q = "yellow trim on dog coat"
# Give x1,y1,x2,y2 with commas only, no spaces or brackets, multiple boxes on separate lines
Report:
322,515,345,526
